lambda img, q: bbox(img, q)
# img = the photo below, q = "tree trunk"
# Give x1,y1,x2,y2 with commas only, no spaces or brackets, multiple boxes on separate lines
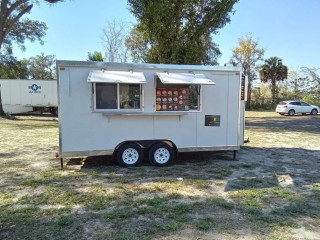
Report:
271,79,276,106
0,84,5,116
245,79,252,109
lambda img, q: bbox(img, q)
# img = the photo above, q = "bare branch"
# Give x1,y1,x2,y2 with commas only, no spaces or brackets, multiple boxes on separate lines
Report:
101,20,130,62
301,67,320,85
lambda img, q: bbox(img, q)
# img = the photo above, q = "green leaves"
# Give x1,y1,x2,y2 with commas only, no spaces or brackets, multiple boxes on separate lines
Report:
0,53,56,79
126,0,238,64
0,0,64,55
260,57,288,83
259,56,288,105
87,51,104,62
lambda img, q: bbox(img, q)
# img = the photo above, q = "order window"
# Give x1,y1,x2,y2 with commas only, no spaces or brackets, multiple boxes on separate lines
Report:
155,78,200,111
95,83,141,110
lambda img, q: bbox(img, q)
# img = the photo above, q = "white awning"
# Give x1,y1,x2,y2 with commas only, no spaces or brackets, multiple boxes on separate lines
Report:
87,70,147,84
156,72,215,85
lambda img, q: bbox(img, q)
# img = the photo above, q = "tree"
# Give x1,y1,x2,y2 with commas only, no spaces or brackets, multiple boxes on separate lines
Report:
229,34,264,109
27,53,56,79
301,67,320,85
0,55,28,79
300,67,320,105
284,70,312,99
126,0,238,64
125,26,149,63
0,0,63,116
101,20,129,63
259,57,288,106
0,0,63,55
87,51,103,62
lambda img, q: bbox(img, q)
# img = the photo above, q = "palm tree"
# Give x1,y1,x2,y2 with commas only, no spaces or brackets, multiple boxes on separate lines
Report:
259,57,288,106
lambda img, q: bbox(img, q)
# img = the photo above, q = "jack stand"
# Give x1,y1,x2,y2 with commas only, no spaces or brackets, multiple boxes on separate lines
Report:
233,150,238,161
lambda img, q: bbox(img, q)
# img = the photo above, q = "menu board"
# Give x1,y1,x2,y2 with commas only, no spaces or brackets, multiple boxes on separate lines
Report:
156,88,189,111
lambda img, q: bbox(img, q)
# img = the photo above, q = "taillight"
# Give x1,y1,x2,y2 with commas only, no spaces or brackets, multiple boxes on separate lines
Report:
283,105,288,108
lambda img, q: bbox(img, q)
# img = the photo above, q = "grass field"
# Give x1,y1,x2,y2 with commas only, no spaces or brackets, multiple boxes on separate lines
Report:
0,112,319,240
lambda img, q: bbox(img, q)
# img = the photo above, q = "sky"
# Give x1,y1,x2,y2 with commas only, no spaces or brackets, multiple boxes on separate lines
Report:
12,0,320,71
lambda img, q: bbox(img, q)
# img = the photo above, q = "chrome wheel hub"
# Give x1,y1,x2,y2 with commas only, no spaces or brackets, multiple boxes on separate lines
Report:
122,148,139,164
154,148,170,163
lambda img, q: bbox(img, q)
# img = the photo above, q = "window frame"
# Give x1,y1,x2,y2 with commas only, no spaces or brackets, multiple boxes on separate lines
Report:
300,102,310,106
154,77,203,112
93,83,144,112
290,102,301,106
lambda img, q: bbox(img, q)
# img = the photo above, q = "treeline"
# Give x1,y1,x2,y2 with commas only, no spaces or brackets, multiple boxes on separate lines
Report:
229,34,320,110
251,69,320,109
0,53,56,80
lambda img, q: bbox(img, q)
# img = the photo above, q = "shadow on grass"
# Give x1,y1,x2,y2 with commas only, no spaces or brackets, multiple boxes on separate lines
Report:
0,152,21,159
177,151,234,162
71,150,236,170
225,146,320,191
67,155,117,168
246,114,320,134
4,123,58,130
225,175,280,192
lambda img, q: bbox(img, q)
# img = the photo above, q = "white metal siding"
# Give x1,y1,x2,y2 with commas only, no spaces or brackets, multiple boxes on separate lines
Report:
11,81,21,105
1,81,11,105
227,74,241,146
196,74,228,147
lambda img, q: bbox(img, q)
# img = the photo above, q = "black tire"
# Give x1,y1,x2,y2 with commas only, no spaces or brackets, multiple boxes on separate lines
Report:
288,110,295,116
311,109,318,115
148,142,175,167
117,143,143,167
53,108,58,116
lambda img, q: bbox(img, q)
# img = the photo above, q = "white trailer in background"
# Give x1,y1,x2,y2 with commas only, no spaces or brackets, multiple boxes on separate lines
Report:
0,79,58,115
57,61,247,168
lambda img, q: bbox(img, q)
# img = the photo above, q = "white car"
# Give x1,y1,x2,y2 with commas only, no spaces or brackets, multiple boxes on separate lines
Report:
276,100,319,116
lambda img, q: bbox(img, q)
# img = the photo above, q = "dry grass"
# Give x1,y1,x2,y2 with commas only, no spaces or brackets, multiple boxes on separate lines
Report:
0,112,319,240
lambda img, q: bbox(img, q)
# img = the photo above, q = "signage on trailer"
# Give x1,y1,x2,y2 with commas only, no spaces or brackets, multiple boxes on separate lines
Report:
28,84,42,94
205,115,221,127
240,75,245,100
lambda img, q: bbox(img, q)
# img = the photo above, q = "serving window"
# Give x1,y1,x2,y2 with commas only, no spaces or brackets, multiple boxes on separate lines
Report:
95,83,141,110
155,79,200,111
155,72,214,112
88,70,146,111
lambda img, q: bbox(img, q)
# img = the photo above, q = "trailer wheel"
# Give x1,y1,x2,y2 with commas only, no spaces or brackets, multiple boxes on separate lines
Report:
117,143,143,167
149,142,174,167
53,108,58,116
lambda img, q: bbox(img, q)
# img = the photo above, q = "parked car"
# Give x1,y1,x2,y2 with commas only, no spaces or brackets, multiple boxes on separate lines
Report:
276,100,319,116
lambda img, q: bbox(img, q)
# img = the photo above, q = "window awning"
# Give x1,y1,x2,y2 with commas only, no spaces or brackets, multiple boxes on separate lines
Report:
156,72,215,85
87,70,147,84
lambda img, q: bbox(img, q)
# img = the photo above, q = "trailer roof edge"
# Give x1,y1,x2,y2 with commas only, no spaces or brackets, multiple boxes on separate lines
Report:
56,60,241,72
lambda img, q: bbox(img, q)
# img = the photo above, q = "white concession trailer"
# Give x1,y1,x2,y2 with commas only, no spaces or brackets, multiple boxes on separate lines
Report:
0,79,58,115
57,61,246,167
